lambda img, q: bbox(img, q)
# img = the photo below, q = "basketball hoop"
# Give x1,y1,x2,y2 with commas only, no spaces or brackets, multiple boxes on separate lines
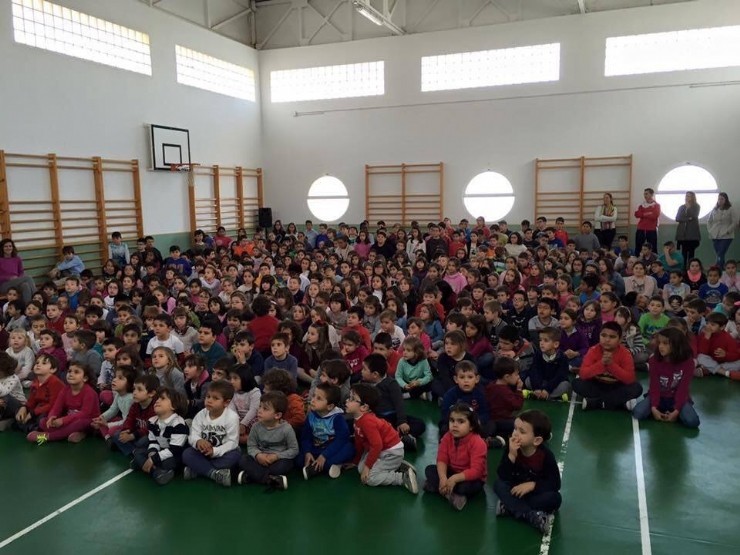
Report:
169,163,199,187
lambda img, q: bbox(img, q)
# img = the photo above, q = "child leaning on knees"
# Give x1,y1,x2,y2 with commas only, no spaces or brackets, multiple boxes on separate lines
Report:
632,328,700,428
132,387,189,485
91,365,136,440
345,383,419,493
525,327,572,402
484,357,524,439
110,373,159,456
300,383,355,480
182,380,240,487
573,322,643,411
13,354,64,434
238,391,299,490
425,402,488,511
493,410,562,534
361,353,426,452
696,312,740,379
28,362,100,444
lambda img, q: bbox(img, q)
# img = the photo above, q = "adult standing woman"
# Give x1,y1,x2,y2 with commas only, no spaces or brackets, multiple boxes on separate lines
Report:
0,239,36,303
675,192,701,265
594,193,619,249
707,193,738,268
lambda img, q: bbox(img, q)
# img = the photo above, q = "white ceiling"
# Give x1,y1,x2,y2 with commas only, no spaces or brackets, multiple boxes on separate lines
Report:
141,0,696,49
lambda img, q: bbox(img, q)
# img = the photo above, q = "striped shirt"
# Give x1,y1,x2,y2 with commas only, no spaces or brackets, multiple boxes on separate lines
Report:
147,413,189,465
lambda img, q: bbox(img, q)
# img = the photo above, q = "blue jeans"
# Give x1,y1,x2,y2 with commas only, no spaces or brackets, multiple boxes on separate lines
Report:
493,479,562,518
712,238,733,268
632,396,700,428
111,432,147,456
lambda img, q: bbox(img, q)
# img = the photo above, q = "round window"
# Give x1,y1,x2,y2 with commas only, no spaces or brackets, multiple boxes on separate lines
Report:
655,164,718,220
463,171,515,222
307,175,349,222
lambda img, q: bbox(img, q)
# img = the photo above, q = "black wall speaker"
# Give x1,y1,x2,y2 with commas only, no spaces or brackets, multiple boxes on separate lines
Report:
258,207,273,229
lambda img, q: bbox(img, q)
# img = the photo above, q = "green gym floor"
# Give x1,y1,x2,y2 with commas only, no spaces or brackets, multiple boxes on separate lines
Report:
1,376,738,555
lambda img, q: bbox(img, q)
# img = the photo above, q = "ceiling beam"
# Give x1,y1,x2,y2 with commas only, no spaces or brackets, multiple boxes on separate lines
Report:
352,0,405,35
212,7,252,29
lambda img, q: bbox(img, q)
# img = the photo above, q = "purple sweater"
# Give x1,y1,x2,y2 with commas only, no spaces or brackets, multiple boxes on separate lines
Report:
0,257,24,283
559,328,589,357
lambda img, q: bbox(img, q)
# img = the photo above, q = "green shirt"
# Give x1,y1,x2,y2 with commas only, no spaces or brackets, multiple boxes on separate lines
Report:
638,313,670,339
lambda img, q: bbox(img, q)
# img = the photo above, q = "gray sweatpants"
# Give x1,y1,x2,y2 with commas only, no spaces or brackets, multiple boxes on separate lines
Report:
358,447,404,487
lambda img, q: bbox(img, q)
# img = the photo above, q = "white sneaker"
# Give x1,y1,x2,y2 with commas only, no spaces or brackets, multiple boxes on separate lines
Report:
625,398,637,411
182,466,195,480
328,464,342,479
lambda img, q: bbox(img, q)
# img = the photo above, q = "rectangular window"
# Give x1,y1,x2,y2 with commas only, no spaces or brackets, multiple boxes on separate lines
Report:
270,61,385,103
175,45,256,101
605,26,740,76
11,0,151,76
421,43,560,92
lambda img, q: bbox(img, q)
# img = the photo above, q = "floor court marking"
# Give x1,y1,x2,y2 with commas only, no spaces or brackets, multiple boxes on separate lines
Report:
0,469,133,551
539,397,577,555
631,416,652,555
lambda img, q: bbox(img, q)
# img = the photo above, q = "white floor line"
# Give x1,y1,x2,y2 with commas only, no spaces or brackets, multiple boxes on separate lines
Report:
0,469,133,550
539,398,577,555
632,416,653,555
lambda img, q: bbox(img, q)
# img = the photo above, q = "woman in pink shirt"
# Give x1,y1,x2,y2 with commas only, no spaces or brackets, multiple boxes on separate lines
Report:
0,239,36,303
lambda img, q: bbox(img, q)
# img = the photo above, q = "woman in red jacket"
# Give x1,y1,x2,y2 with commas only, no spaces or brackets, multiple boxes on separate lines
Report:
634,187,662,254
424,402,488,511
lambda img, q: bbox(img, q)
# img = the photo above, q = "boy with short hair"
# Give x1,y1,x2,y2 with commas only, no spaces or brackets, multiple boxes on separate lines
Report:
342,306,372,350
111,373,159,456
182,380,240,487
378,310,405,350
493,410,562,534
340,330,369,381
309,358,352,405
484,357,524,439
361,353,426,451
345,383,418,493
263,333,298,379
438,360,495,438
497,325,534,376
699,267,729,310
300,383,354,480
638,296,670,341
484,300,507,348
146,313,185,358
192,320,227,371
70,330,103,378
573,322,643,411
232,330,265,379
45,301,65,335
696,313,740,379
526,327,572,402
684,298,707,335
528,298,560,346
237,391,299,489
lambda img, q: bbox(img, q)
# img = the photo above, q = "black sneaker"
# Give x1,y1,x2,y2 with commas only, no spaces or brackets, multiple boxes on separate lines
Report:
487,436,506,449
237,471,249,485
152,468,175,485
302,464,320,480
526,510,554,534
495,500,510,517
401,434,417,451
268,475,288,490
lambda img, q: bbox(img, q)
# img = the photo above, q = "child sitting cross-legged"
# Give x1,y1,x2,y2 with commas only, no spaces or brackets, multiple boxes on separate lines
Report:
493,409,562,534
110,373,159,456
182,354,211,419
524,327,572,402
28,362,100,444
632,327,700,427
300,383,354,480
12,354,64,434
237,391,299,490
228,363,260,444
395,336,433,400
696,312,740,379
573,322,643,411
424,402,488,511
132,387,189,485
361,353,426,451
344,383,419,493
439,361,495,441
484,357,524,439
182,380,240,487
91,365,136,441
262,368,307,431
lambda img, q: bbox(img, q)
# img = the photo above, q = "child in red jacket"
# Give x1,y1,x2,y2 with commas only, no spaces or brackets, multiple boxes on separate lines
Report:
485,357,524,439
28,362,100,444
697,312,740,378
573,321,643,411
424,402,488,511
345,384,418,493
248,295,280,356
14,354,64,433
342,306,372,351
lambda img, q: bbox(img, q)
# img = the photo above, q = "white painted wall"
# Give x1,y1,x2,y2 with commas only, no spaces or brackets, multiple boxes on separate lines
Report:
0,0,261,235
258,0,740,227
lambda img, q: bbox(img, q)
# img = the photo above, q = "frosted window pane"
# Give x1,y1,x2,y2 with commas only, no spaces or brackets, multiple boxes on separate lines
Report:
271,62,384,103
175,45,256,102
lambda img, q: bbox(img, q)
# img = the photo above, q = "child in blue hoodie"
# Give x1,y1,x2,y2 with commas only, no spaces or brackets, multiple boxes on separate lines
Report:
300,382,354,480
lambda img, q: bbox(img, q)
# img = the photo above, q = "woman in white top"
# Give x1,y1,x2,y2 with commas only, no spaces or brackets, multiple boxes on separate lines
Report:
594,193,618,249
707,192,738,268
623,261,658,297
505,231,528,257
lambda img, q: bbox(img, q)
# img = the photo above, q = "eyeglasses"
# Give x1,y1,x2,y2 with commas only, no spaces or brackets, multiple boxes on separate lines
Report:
347,396,361,403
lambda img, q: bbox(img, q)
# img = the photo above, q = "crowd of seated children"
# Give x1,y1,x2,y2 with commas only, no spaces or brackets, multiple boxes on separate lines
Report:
2,217,735,534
